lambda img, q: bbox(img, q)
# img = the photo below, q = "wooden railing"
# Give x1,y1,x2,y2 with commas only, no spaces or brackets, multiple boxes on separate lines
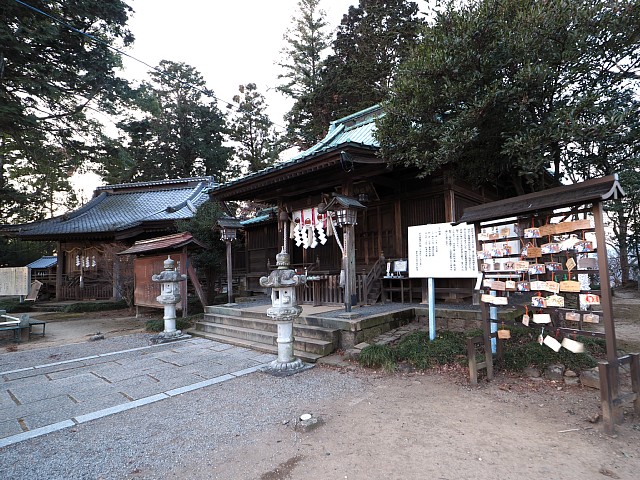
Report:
361,253,386,304
297,264,380,307
59,276,112,301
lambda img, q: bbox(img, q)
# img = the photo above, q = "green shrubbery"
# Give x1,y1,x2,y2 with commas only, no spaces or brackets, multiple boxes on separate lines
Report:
359,325,605,374
0,299,33,313
145,314,201,332
62,300,128,313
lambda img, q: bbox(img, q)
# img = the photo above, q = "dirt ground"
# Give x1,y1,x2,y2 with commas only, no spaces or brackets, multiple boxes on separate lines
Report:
2,299,639,479
170,369,640,480
1,308,150,351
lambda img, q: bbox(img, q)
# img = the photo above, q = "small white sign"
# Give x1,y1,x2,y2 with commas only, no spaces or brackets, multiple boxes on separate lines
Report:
408,223,478,278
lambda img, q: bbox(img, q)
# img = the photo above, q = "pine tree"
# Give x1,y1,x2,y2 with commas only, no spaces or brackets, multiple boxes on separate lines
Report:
106,61,232,183
315,0,423,124
229,83,284,174
277,0,331,148
1,0,134,223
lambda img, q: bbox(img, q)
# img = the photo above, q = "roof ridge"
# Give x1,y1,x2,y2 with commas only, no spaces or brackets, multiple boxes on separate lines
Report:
95,176,216,193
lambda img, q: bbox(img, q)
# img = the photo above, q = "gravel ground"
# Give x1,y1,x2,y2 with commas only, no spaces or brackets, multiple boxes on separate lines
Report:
0,359,364,480
0,333,157,373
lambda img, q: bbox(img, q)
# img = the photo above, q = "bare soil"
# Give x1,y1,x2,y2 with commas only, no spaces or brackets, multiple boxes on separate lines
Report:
1,308,152,351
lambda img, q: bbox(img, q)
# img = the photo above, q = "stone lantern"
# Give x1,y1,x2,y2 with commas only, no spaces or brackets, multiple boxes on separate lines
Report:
151,255,189,343
259,249,312,375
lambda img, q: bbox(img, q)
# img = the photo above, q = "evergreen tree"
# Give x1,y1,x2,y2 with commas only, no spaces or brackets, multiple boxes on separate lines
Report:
176,201,226,304
105,61,232,183
228,83,284,174
1,0,133,223
313,0,423,128
277,0,331,148
377,0,640,282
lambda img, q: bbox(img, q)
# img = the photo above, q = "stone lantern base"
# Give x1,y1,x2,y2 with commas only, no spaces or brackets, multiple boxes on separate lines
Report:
149,330,191,344
261,358,314,377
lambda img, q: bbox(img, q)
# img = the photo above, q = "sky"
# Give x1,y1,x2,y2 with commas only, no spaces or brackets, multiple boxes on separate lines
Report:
121,0,358,127
73,0,357,198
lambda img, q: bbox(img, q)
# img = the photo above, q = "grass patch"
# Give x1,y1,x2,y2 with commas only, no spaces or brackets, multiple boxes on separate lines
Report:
145,317,194,332
500,326,601,373
358,344,397,372
359,325,603,374
62,300,128,313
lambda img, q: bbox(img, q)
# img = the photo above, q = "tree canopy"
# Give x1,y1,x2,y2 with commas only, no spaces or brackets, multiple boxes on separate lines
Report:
1,0,134,223
228,83,284,174
377,0,640,195
278,0,424,146
315,0,423,129
277,0,332,148
102,60,232,183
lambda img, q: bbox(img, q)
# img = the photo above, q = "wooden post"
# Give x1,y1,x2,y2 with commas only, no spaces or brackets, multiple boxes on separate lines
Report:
226,240,233,304
631,353,640,416
394,199,402,258
467,337,478,385
592,202,618,363
599,361,616,435
343,224,356,311
593,202,621,423
56,241,63,300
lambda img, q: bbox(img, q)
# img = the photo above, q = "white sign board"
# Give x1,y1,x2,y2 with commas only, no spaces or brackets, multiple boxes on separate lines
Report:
408,223,478,278
0,267,30,296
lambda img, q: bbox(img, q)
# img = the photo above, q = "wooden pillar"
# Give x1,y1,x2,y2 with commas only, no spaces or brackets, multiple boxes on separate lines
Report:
112,254,121,300
394,198,402,258
226,240,233,304
592,202,617,363
56,241,63,300
444,188,456,223
377,205,383,257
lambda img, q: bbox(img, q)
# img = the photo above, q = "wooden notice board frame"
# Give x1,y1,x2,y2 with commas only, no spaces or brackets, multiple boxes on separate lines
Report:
458,175,639,435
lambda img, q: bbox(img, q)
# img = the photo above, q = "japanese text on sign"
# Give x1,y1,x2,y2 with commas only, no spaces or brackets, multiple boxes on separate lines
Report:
0,267,29,296
408,223,478,278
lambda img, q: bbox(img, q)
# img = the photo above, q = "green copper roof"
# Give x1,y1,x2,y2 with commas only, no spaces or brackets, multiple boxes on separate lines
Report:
211,105,382,194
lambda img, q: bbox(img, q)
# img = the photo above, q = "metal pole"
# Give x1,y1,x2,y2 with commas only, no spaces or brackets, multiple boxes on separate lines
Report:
428,277,436,341
226,240,233,304
490,290,497,353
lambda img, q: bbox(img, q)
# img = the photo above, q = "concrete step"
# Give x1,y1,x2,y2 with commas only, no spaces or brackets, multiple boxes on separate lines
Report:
194,321,336,357
188,329,324,363
202,313,340,343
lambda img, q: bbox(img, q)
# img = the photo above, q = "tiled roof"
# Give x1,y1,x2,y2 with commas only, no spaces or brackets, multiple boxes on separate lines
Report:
9,177,216,239
240,207,277,226
210,105,382,194
118,232,205,255
25,256,58,269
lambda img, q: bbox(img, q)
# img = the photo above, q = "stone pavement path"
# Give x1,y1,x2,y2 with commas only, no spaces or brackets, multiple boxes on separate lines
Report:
0,338,275,447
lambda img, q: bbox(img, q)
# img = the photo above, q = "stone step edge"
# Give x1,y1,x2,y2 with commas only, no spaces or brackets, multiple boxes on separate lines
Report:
194,322,334,347
200,315,341,334
188,330,323,363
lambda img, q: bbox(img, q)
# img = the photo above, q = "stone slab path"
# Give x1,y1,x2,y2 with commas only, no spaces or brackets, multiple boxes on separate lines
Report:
0,337,275,447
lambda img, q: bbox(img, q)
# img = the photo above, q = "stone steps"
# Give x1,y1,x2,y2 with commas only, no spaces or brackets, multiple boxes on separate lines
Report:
188,330,324,363
191,308,340,361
